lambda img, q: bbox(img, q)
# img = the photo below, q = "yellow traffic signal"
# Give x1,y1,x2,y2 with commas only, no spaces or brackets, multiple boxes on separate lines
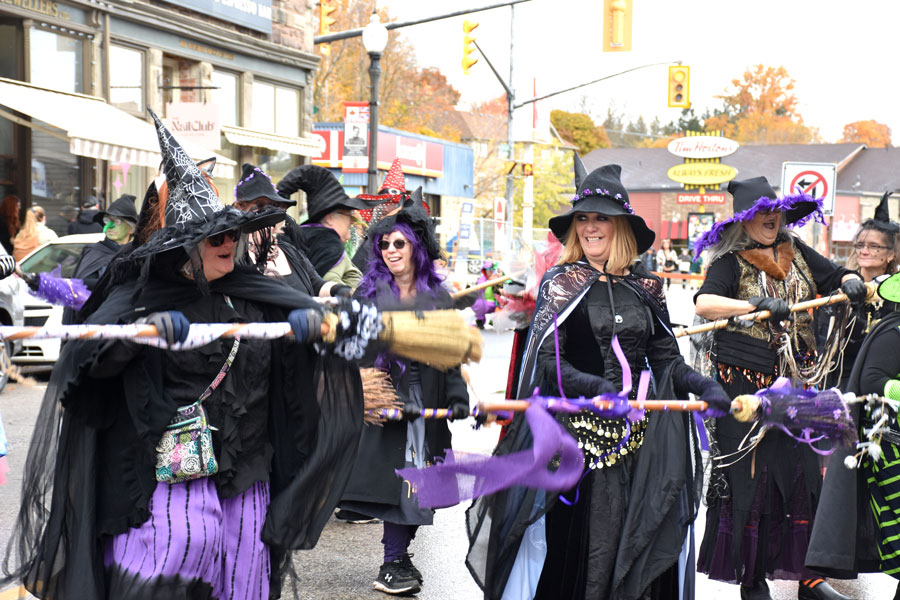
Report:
602,0,632,52
319,0,337,55
462,20,479,75
668,65,690,108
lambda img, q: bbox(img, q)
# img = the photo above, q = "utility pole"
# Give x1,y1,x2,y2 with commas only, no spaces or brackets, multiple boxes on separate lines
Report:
504,5,515,254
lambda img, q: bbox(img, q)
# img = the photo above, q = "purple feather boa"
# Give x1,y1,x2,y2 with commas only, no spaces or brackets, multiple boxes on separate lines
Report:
693,193,825,256
31,266,91,310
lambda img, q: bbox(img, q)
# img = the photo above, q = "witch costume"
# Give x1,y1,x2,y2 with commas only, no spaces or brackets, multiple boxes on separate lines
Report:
351,157,410,271
338,191,469,595
276,164,367,287
234,163,351,300
465,165,725,600
3,112,364,599
692,177,860,598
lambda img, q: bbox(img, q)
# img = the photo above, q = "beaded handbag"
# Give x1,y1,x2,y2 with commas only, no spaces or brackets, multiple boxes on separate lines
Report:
155,313,241,484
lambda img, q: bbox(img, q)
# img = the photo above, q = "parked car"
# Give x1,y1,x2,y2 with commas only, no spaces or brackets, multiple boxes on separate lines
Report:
13,233,104,369
0,247,24,391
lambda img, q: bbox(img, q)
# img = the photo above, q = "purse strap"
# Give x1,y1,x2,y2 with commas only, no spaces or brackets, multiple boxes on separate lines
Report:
197,295,241,404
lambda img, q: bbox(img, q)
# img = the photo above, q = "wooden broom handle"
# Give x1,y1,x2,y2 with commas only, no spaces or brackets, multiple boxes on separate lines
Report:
673,280,878,338
450,271,525,300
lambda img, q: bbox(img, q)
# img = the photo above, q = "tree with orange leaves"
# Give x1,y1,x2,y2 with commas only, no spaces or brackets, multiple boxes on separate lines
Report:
705,65,818,144
840,120,892,147
313,0,461,140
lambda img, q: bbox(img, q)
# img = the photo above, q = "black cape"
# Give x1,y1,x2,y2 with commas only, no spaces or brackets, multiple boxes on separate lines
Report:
281,221,344,277
805,311,900,577
4,267,363,599
465,261,702,600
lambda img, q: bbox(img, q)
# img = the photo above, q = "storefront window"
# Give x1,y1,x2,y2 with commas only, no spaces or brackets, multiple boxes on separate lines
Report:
275,87,299,137
110,45,143,113
251,81,275,133
30,28,84,94
32,126,81,233
108,162,144,205
211,70,238,127
252,80,300,137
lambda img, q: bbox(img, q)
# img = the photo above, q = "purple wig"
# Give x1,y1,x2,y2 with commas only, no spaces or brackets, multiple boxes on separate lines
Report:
357,221,445,300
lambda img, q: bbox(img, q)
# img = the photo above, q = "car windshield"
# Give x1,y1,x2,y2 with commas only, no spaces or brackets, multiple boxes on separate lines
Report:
20,243,87,278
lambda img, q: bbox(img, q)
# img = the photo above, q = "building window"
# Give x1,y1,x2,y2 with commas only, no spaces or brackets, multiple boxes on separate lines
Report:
251,80,299,137
30,27,84,94
109,45,143,113
211,70,238,127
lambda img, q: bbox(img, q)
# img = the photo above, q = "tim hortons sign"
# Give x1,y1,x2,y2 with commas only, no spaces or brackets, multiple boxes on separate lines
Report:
667,135,739,159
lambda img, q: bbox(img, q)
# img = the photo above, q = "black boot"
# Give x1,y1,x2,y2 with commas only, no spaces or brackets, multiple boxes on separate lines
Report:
740,579,773,600
798,579,851,600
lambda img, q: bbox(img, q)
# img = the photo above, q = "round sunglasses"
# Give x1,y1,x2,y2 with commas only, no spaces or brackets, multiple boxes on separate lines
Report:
208,229,241,247
379,239,408,251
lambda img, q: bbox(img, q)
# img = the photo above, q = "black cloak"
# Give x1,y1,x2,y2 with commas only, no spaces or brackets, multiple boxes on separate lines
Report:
4,266,363,599
465,261,703,600
805,311,900,577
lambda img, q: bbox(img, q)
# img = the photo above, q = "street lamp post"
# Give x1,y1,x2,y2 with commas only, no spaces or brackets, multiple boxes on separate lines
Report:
362,12,388,195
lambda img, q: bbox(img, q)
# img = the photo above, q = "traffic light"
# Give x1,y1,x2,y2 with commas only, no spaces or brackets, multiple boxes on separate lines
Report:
462,20,479,75
602,0,632,52
319,0,337,56
522,163,534,177
668,65,690,108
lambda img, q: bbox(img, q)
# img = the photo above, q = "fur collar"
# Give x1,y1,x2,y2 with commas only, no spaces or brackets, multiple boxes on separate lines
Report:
738,240,794,280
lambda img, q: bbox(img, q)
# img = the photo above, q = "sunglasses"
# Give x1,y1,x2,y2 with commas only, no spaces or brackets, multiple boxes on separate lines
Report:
379,239,408,251
208,229,241,247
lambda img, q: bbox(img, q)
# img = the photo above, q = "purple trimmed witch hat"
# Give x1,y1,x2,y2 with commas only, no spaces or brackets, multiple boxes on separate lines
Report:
549,164,655,253
692,176,825,256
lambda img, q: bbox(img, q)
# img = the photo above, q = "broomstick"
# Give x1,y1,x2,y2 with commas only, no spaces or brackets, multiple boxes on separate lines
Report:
450,272,525,300
370,380,858,454
0,309,483,369
673,281,878,338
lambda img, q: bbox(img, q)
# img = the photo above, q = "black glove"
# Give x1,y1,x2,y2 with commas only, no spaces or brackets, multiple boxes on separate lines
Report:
748,296,790,323
287,308,323,343
698,380,732,419
143,311,190,345
841,277,867,306
449,403,471,421
0,255,15,279
402,402,421,422
20,270,40,291
672,363,732,418
330,284,353,300
552,361,618,398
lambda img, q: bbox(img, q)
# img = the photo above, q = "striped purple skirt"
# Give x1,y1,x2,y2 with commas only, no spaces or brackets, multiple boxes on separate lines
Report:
104,478,271,599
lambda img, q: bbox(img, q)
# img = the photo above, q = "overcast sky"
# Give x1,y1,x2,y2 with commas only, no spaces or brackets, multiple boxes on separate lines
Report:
381,0,897,143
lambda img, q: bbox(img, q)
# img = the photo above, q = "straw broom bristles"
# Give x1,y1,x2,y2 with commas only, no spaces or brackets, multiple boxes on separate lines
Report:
377,310,483,369
361,367,402,426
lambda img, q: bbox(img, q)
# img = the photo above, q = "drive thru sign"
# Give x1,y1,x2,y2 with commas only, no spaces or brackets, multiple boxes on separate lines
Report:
781,162,837,215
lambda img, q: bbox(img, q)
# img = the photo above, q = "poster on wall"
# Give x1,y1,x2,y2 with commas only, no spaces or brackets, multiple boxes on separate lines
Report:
342,101,369,174
687,212,715,249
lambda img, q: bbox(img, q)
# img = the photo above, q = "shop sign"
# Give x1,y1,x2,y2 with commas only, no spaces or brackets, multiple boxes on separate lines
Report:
1,0,71,21
677,193,726,204
667,135,739,159
159,0,272,35
164,103,220,151
313,125,444,178
342,101,369,174
667,163,737,186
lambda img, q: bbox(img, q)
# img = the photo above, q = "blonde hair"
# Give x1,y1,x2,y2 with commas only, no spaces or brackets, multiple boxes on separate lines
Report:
557,215,638,273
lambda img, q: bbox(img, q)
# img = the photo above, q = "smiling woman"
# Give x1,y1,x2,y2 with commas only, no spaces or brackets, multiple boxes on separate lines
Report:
693,176,864,600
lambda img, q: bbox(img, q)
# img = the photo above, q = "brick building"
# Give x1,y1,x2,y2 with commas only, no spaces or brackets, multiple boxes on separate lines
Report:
0,0,321,224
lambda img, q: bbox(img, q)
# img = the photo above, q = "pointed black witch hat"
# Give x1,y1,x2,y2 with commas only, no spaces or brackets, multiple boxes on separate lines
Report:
128,109,284,263
573,152,588,189
276,164,368,223
367,186,442,261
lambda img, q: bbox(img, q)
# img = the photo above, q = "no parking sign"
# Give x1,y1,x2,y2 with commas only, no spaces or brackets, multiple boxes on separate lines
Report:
781,162,837,215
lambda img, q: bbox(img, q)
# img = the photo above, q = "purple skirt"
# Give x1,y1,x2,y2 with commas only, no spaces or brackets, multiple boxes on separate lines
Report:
104,478,271,599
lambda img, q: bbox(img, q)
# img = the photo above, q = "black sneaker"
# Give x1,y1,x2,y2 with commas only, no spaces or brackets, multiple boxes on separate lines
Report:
398,553,423,584
373,559,421,595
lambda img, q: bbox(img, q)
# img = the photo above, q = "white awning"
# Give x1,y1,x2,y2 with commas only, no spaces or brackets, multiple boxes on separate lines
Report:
221,125,324,157
0,77,235,178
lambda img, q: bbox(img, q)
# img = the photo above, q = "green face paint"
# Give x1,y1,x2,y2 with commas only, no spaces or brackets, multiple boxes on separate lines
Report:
105,220,134,244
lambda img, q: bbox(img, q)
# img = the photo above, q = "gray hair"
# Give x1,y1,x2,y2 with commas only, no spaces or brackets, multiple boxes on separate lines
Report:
707,223,793,264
